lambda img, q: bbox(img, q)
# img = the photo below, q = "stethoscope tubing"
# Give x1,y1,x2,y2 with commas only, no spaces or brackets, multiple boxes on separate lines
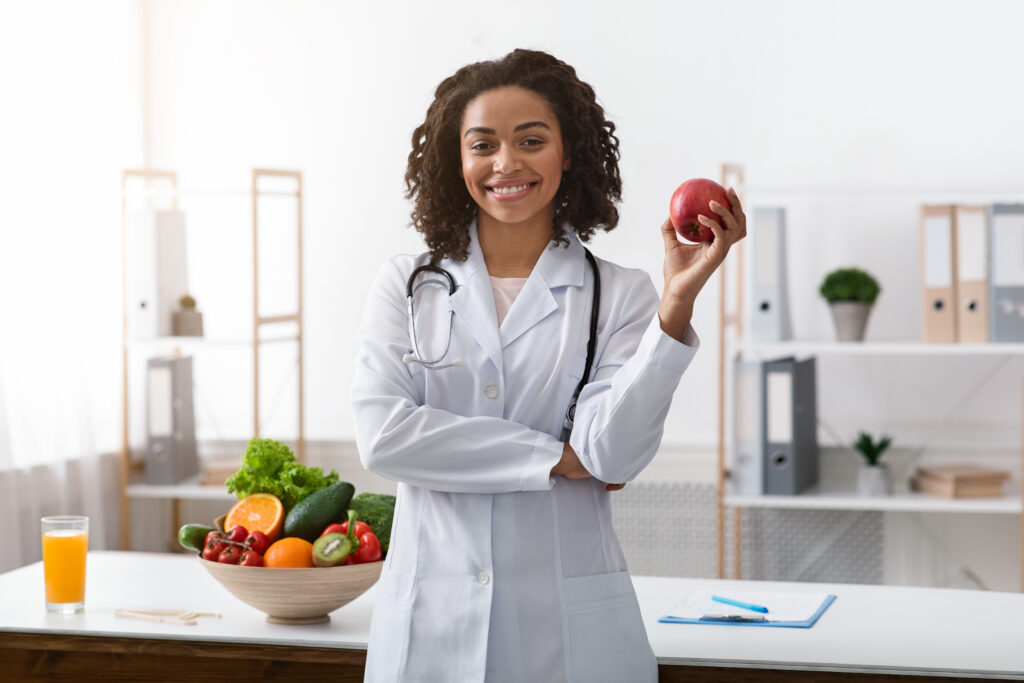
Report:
403,249,600,441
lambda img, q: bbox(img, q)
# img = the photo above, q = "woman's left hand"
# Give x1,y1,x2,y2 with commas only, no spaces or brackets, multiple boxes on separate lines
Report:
658,186,746,341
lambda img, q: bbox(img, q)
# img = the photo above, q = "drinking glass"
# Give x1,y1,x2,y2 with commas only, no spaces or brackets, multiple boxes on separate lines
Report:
41,515,88,614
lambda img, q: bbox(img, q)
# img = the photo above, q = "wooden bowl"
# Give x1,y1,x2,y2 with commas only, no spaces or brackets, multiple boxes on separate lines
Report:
199,557,383,624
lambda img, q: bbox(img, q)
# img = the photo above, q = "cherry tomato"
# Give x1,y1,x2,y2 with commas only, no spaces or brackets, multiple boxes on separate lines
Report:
202,532,227,561
239,549,263,567
226,525,248,544
244,530,270,555
218,545,242,564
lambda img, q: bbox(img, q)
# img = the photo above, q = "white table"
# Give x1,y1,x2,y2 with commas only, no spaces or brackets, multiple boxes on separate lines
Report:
2,551,1022,681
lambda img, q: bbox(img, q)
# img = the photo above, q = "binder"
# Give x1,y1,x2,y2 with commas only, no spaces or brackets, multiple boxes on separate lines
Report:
749,207,792,342
145,356,198,485
126,209,189,339
762,356,818,496
920,205,958,343
990,204,1024,343
954,205,990,343
731,358,765,496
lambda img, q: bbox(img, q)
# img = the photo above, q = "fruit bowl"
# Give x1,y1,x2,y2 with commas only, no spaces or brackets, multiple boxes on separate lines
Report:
198,556,383,624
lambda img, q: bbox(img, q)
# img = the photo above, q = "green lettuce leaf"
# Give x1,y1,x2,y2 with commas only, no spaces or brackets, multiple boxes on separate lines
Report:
225,438,339,511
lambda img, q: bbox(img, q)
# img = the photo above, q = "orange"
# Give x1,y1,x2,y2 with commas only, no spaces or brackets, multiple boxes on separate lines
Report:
225,493,285,542
263,537,315,568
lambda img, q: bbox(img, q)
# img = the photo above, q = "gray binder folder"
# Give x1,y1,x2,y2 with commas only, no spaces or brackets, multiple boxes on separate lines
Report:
762,356,818,496
145,356,198,484
990,204,1024,343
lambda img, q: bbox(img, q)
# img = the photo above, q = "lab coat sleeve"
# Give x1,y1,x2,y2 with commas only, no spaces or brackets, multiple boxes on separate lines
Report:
568,270,699,484
350,258,563,494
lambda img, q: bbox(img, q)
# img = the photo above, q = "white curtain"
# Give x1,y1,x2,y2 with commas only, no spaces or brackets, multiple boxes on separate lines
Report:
0,0,143,572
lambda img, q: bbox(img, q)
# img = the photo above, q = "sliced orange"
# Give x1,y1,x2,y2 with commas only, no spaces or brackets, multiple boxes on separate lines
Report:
263,537,315,568
224,493,285,542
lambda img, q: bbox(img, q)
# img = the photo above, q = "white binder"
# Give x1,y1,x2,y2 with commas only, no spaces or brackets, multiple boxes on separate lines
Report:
954,205,990,343
731,358,764,496
990,204,1024,342
749,208,792,342
126,209,189,339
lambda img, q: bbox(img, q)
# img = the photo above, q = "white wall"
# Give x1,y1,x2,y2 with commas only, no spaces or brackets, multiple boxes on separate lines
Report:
0,0,144,462
140,0,1024,461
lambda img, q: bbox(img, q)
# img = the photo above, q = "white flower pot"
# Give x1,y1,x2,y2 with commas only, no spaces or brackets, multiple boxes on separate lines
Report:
830,302,872,342
857,463,890,497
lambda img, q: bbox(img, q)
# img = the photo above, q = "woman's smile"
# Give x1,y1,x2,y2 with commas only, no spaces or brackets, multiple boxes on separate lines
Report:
486,179,539,200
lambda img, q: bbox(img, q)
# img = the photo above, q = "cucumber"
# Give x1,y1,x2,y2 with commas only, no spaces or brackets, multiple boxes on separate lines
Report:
178,523,217,552
282,481,356,542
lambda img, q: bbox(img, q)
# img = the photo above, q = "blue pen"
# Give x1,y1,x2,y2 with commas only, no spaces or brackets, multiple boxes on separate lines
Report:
711,595,769,613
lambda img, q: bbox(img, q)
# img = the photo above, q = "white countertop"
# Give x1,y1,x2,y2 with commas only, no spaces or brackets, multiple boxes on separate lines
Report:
2,551,1023,678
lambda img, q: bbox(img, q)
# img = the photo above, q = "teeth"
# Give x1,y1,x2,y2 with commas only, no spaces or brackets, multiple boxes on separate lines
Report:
491,183,531,195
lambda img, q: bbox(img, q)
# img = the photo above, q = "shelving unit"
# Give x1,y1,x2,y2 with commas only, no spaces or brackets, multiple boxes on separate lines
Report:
713,165,1024,590
118,169,304,549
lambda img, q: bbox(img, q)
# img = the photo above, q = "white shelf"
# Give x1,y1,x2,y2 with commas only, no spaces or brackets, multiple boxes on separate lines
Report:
125,335,298,349
726,487,1021,514
737,341,1024,357
125,475,236,501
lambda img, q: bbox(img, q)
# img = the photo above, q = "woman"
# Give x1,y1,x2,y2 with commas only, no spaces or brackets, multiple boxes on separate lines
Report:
352,48,745,682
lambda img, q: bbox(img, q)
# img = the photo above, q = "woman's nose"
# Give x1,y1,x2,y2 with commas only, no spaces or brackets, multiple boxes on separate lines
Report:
493,145,522,173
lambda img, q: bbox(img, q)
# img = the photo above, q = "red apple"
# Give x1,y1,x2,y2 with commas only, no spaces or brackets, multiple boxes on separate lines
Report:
669,178,729,243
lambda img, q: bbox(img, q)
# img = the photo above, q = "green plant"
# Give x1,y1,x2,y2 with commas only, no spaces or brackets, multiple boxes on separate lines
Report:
819,268,881,305
179,293,197,310
852,431,892,466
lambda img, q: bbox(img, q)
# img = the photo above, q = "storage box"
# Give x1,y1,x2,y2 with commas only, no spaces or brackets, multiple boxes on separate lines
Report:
911,465,1011,499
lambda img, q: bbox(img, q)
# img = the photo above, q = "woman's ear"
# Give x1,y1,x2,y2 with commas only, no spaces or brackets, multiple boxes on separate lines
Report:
562,155,571,172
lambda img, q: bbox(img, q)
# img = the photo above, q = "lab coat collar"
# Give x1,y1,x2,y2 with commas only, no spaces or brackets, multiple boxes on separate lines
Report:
445,220,588,367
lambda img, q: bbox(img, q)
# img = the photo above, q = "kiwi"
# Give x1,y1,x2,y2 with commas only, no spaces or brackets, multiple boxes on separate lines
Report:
312,532,354,567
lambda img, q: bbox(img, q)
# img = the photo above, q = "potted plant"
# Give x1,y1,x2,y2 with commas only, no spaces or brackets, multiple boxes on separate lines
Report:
853,431,893,496
172,293,204,337
819,267,881,342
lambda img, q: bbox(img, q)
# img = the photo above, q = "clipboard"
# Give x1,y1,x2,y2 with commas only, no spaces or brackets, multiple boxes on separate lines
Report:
658,591,836,628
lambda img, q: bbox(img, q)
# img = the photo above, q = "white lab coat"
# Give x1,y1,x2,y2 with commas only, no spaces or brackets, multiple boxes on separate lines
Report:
352,222,698,682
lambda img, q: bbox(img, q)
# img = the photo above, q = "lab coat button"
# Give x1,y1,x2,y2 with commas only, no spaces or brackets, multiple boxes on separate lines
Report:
477,571,490,585
484,385,499,399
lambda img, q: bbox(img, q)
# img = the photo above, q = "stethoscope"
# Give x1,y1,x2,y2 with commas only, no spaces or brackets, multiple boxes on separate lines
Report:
402,249,601,442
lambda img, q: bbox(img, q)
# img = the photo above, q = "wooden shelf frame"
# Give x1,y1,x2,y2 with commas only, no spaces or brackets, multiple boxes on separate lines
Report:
118,168,305,550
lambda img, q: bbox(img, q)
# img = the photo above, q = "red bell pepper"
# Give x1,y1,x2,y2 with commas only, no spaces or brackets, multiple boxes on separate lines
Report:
339,517,382,564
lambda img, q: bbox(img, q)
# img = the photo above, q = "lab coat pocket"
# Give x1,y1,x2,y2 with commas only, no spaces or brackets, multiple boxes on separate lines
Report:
365,568,418,683
561,571,657,683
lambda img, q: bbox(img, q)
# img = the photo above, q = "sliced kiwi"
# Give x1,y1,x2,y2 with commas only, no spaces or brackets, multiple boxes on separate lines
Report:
312,532,353,567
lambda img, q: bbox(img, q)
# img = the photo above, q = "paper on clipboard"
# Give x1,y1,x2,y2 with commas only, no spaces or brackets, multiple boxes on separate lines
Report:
659,590,835,628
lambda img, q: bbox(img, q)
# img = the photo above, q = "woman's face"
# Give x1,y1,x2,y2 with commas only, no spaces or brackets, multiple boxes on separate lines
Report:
459,86,570,233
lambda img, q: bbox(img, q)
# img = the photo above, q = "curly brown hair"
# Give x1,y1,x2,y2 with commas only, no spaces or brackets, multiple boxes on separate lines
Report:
405,49,622,262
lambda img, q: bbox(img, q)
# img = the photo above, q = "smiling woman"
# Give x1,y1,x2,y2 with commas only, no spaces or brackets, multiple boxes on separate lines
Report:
352,47,745,683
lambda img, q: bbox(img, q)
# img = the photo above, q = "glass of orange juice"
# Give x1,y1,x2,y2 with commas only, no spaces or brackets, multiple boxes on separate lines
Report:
41,515,88,614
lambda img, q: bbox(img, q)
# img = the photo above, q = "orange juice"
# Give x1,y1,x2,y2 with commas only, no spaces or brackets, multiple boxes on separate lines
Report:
42,530,88,604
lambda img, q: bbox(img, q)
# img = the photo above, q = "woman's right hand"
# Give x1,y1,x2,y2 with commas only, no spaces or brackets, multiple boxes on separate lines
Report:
552,444,626,492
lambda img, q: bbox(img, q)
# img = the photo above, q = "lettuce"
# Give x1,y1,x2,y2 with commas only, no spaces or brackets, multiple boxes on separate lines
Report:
225,438,339,511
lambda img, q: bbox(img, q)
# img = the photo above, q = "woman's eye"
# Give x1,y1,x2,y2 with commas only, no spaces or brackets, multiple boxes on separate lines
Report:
521,138,544,147
470,141,493,152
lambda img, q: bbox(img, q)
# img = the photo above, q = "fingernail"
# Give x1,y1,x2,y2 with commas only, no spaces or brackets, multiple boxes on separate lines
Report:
709,201,720,209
